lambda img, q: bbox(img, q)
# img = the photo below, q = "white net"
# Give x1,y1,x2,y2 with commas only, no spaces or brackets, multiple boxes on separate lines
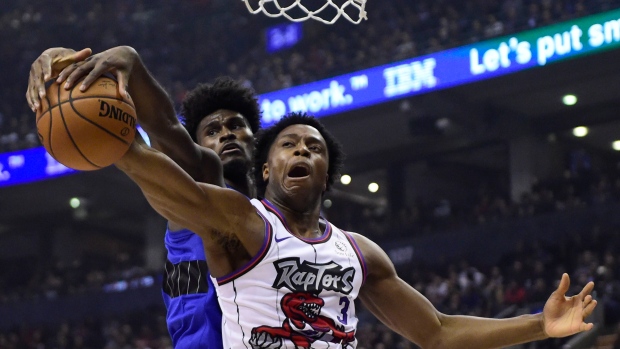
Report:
242,0,368,25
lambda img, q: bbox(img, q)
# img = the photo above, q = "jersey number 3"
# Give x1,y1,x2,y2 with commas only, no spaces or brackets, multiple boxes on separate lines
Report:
337,297,350,325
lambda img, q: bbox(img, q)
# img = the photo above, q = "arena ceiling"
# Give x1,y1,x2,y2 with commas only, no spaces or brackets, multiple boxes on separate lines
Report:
1,48,619,236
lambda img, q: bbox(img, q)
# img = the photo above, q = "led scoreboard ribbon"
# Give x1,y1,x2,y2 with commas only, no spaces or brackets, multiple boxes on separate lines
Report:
259,8,620,126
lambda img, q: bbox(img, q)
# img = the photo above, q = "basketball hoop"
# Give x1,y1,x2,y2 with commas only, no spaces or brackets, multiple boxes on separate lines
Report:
242,0,368,25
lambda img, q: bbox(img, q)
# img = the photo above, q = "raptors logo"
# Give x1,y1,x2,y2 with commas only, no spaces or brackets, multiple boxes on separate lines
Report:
249,292,355,349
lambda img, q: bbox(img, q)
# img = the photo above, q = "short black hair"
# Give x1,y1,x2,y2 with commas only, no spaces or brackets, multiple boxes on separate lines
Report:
254,113,345,197
181,77,261,141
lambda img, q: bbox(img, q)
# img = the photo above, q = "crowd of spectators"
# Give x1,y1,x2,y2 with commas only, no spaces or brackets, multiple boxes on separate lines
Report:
2,0,620,152
346,157,620,240
0,250,151,304
0,306,172,349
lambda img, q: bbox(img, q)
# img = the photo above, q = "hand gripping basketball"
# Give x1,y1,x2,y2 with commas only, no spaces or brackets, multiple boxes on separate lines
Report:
35,76,137,171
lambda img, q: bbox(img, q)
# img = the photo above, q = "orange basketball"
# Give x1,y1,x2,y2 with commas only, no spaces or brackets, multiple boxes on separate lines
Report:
35,76,137,171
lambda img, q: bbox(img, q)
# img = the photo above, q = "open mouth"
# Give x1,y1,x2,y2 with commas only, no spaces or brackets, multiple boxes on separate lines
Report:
288,164,310,178
220,143,242,155
298,302,321,319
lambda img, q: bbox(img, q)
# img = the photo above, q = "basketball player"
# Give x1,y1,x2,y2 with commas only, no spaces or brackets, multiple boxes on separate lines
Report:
26,46,261,348
113,112,597,349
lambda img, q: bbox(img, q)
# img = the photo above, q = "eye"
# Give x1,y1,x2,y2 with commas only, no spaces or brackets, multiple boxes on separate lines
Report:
309,145,322,152
282,141,294,147
206,129,218,137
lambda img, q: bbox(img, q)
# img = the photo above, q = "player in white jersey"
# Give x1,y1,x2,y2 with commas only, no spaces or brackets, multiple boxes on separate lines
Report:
114,113,597,349
216,198,362,348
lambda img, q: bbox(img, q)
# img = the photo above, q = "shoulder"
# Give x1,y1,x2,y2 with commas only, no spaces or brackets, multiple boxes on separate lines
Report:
346,232,396,280
344,232,380,258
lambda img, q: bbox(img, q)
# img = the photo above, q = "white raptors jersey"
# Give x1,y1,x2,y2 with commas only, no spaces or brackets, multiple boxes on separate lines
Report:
211,199,367,349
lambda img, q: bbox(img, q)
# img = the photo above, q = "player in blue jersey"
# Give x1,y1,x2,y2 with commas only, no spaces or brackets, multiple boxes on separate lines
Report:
26,46,261,348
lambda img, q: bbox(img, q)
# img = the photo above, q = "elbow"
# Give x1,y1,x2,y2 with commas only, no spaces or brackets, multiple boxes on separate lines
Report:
420,313,449,349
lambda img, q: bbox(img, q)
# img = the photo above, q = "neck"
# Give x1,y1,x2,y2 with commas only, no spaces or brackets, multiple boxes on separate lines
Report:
265,194,323,239
225,174,255,198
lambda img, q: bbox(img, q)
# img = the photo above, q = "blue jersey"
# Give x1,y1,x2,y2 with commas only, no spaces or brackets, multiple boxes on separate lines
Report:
162,226,223,348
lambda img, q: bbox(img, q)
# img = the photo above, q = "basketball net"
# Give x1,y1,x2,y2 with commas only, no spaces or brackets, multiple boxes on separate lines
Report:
242,0,368,24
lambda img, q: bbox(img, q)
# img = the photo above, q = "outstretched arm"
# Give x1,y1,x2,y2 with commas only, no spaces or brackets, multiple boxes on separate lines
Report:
354,233,597,349
115,136,265,254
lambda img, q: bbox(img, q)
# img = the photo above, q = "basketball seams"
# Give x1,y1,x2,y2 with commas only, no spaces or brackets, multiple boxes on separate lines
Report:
68,81,135,146
36,93,52,123
57,91,102,169
67,97,131,146
47,84,59,159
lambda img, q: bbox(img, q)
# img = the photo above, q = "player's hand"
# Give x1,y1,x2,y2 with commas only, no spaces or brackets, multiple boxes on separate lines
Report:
26,47,92,112
59,45,139,101
541,273,597,338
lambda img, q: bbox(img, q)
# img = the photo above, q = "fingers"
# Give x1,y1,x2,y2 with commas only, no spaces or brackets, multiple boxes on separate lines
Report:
116,72,130,100
27,53,53,111
27,47,85,112
78,63,115,92
71,48,92,63
57,61,83,84
577,281,595,300
26,85,39,112
64,60,96,90
27,72,46,112
583,299,598,319
581,295,594,309
26,71,38,112
555,273,570,297
52,47,91,72
580,322,594,332
39,53,53,82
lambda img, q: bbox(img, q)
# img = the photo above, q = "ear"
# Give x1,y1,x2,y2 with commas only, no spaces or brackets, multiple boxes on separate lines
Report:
262,163,270,182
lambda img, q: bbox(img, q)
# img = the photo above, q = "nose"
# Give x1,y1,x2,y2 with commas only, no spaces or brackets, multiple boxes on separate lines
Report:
219,128,236,142
294,144,310,157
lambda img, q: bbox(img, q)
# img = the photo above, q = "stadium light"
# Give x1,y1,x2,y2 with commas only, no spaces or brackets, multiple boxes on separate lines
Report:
572,126,588,138
323,199,333,208
562,94,578,106
368,182,379,193
340,174,352,185
613,141,620,151
69,197,81,209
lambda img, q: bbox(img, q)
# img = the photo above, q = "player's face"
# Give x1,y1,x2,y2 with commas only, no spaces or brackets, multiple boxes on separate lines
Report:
196,109,254,165
263,124,329,202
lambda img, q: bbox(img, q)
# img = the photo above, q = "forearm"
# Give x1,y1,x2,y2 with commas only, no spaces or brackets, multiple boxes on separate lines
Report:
431,313,547,349
358,250,549,349
126,52,177,134
116,141,209,235
125,49,204,179
115,141,265,251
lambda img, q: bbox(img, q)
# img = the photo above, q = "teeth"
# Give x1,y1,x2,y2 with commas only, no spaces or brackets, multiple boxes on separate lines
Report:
299,302,321,318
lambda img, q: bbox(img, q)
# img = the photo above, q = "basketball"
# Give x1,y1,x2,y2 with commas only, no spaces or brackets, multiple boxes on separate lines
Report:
35,76,137,171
